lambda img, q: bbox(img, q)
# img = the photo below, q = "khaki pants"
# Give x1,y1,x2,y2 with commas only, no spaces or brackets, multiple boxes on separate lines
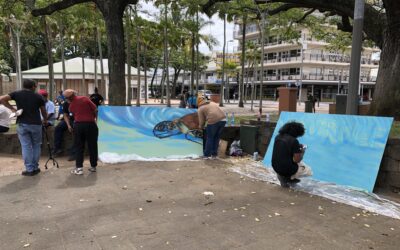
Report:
291,161,313,180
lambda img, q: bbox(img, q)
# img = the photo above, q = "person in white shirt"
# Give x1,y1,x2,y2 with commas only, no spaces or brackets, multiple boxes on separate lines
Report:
0,104,11,133
38,90,56,126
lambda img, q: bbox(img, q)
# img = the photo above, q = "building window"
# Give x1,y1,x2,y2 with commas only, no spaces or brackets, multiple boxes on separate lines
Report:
290,49,301,57
267,69,276,76
289,68,300,75
281,69,289,76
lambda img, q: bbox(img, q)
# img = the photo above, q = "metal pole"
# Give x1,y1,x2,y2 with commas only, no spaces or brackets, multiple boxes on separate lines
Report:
220,14,226,107
299,35,304,104
259,10,266,115
346,0,365,115
164,0,170,107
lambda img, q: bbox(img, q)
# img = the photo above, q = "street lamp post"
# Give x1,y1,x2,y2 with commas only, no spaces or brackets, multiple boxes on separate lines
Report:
346,0,365,115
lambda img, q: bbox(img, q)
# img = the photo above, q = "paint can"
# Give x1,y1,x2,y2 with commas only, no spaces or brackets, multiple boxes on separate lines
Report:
253,152,258,161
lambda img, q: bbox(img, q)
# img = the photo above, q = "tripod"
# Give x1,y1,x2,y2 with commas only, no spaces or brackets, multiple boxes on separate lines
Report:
42,126,59,169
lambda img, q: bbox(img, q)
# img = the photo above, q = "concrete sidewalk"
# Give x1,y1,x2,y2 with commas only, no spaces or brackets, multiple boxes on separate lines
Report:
0,157,399,249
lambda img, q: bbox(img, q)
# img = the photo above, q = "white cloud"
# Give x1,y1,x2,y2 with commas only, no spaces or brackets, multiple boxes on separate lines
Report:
138,2,239,55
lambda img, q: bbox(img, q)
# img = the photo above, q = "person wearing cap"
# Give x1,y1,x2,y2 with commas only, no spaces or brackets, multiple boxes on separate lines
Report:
0,79,47,176
64,89,98,175
197,94,226,159
38,89,56,126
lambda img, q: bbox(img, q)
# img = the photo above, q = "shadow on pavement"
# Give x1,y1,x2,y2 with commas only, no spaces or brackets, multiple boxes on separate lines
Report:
0,175,41,194
57,171,98,189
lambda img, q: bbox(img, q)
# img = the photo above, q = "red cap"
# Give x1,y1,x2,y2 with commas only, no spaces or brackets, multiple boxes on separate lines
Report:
38,89,48,97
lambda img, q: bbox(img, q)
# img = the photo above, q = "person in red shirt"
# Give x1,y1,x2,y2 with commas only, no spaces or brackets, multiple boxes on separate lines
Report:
63,89,98,175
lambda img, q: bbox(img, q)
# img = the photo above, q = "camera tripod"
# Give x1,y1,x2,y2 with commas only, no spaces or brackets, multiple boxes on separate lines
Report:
42,126,59,169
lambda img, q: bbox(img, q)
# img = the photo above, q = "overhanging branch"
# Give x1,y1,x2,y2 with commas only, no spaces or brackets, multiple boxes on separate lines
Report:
31,0,91,16
337,15,352,33
295,8,315,23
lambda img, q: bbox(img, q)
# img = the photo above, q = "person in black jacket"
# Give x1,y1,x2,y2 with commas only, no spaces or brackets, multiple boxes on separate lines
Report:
271,121,312,187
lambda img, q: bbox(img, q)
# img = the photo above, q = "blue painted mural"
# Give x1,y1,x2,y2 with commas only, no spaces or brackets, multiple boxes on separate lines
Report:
98,106,203,163
263,112,393,192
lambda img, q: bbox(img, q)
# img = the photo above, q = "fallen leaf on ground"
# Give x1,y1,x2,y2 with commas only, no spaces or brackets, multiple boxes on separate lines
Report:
255,218,260,222
390,228,395,231
274,213,281,216
364,224,370,228
23,243,30,247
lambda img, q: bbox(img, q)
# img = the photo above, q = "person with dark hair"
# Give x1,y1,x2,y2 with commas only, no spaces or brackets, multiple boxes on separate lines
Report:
0,79,47,176
271,121,312,187
89,87,104,107
38,89,56,126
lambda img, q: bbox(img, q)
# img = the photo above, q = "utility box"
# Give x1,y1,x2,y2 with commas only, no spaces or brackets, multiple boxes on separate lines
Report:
336,94,347,114
278,87,298,113
240,125,258,155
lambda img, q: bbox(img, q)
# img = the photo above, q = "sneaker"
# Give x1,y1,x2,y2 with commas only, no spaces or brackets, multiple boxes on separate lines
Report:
33,168,41,175
88,167,97,172
71,168,83,175
21,170,35,176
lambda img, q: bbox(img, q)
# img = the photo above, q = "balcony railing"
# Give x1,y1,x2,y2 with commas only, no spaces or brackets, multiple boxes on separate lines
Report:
243,73,373,83
262,53,375,65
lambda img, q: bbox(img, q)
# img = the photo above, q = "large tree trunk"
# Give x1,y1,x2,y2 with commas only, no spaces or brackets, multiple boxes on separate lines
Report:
99,4,127,106
126,9,132,106
369,33,400,120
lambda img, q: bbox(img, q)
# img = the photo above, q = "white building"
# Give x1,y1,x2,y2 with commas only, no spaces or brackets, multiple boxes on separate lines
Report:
233,24,380,101
22,57,147,100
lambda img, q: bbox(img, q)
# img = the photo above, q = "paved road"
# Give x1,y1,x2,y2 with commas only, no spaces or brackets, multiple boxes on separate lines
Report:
0,157,399,249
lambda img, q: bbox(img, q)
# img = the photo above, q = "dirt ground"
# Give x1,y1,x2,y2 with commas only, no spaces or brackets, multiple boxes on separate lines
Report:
0,154,399,250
